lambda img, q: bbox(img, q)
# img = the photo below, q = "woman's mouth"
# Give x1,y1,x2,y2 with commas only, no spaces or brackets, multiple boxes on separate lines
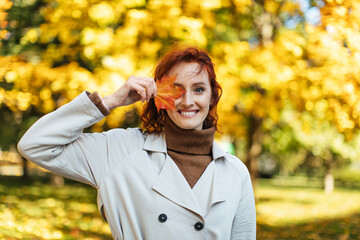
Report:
178,110,198,117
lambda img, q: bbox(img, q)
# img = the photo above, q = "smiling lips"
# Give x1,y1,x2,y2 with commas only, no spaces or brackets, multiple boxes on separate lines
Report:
179,110,198,117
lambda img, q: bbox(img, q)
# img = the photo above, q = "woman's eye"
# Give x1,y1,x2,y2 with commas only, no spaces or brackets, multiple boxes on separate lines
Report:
195,87,204,93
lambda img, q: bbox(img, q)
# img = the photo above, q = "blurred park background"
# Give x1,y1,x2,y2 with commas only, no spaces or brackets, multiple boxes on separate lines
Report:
1,0,360,239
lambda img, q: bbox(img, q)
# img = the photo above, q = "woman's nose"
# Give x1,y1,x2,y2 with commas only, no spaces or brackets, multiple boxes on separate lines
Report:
181,91,194,106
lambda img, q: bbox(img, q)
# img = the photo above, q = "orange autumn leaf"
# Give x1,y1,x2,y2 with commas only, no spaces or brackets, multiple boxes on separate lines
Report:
154,75,184,112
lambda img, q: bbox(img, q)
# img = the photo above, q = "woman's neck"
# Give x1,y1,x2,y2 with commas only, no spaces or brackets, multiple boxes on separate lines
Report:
164,116,215,155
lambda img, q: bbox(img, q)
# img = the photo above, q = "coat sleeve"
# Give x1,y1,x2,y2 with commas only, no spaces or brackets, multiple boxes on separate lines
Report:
18,91,119,188
231,170,257,240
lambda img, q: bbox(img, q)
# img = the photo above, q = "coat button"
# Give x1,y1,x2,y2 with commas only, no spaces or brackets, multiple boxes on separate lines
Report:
194,222,204,231
158,213,167,223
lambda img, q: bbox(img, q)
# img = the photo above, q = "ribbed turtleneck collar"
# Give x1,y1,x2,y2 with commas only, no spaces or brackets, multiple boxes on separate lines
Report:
164,115,215,155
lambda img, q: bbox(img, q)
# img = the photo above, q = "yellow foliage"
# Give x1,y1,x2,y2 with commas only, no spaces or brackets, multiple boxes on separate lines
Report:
0,0,12,40
0,0,12,11
148,0,181,9
88,2,115,26
1,0,360,141
172,16,207,46
232,0,252,13
21,28,39,44
264,0,281,14
298,0,360,133
201,0,222,9
123,0,146,8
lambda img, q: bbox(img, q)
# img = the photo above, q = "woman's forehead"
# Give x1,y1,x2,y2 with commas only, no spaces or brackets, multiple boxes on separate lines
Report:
169,62,209,83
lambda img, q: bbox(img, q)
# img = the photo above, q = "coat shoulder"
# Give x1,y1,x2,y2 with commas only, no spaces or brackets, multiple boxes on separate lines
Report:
222,153,250,180
103,127,147,149
104,127,145,138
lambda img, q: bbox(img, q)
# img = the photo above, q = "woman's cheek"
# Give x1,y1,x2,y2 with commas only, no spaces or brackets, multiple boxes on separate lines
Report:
173,97,182,107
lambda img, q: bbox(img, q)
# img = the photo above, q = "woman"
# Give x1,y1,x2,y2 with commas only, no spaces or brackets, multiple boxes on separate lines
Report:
18,47,256,239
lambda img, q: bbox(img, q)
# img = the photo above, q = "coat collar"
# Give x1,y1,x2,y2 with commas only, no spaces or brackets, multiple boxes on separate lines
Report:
142,131,167,153
212,141,227,160
143,132,227,217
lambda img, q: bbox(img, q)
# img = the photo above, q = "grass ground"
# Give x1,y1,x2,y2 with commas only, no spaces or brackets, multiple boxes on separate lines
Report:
1,175,359,239
0,176,111,239
256,179,360,239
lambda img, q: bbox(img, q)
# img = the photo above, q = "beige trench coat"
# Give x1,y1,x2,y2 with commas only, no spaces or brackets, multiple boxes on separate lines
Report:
18,92,256,240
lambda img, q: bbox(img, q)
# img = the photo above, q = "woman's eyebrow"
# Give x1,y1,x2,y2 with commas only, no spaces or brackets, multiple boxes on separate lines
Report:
174,81,208,87
193,81,208,86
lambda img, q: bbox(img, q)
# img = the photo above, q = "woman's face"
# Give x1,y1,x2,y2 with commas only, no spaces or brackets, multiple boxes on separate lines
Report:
166,62,212,130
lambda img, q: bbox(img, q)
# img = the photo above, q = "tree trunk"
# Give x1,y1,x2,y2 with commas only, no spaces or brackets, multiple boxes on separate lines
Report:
324,156,334,194
324,172,334,194
245,115,263,187
51,174,64,186
22,157,28,180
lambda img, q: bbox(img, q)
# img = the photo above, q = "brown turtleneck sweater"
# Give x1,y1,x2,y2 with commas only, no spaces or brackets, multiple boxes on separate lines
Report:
164,116,215,188
87,92,215,188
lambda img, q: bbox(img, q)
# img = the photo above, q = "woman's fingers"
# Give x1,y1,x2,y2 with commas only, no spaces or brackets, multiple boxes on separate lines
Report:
150,78,157,98
142,78,157,102
126,76,156,103
102,75,157,109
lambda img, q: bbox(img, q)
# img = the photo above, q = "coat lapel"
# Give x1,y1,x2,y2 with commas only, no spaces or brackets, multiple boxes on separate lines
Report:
143,133,227,217
152,154,202,216
143,133,202,215
193,142,227,215
210,141,227,206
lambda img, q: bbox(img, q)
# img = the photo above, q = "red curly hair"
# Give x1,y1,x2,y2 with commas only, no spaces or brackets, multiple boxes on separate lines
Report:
141,46,222,133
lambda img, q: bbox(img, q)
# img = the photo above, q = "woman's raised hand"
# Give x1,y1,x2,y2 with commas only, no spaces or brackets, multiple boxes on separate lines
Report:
102,76,157,110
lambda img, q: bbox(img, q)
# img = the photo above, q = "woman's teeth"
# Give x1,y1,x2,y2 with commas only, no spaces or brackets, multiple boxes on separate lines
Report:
180,111,196,117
